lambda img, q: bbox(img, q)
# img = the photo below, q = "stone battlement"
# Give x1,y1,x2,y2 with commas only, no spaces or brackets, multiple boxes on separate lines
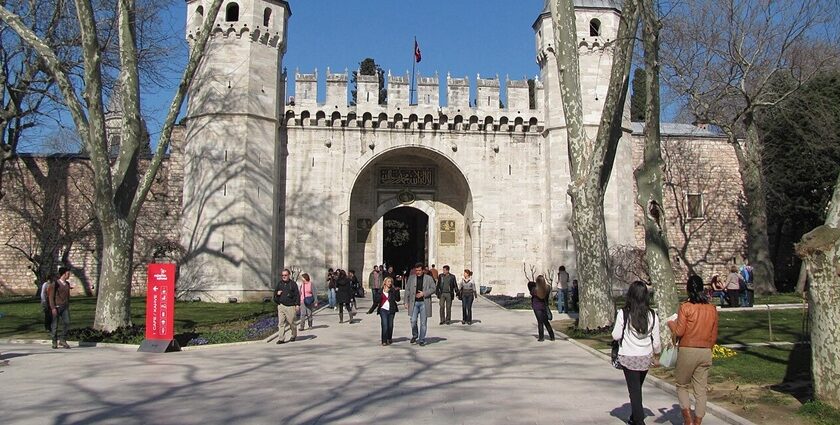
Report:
289,68,545,119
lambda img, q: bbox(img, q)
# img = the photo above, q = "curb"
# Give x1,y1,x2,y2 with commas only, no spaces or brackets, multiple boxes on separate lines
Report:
556,330,759,425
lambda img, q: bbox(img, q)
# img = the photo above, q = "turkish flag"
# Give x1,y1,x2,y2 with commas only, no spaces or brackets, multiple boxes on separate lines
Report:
414,40,422,63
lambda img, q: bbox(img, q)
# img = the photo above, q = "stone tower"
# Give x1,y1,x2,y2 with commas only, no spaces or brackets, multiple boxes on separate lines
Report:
180,0,290,301
533,0,635,271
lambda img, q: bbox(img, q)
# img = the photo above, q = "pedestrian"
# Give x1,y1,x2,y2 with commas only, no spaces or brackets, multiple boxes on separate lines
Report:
570,279,579,312
709,275,727,307
725,265,741,308
335,269,355,324
528,275,555,341
458,269,476,325
326,268,337,309
47,267,73,349
404,262,434,346
274,268,300,344
557,265,570,314
40,273,56,332
367,277,401,345
369,265,383,305
612,281,662,425
668,275,719,425
436,265,457,325
429,264,439,282
298,273,318,331
739,261,754,307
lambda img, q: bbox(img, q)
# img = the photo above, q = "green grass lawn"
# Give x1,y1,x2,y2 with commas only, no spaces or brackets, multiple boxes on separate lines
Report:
0,296,276,340
718,309,809,344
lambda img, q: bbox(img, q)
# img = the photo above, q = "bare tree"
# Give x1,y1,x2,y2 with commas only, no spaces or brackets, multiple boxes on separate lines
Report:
549,0,641,329
0,0,224,331
660,0,840,294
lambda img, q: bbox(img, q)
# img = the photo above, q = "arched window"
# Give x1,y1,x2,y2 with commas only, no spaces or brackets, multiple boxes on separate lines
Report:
590,19,601,37
225,2,240,22
195,5,204,27
263,8,272,26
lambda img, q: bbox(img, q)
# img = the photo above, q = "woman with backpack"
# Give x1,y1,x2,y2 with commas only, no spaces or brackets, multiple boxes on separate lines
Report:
612,281,661,425
298,273,318,331
668,275,719,425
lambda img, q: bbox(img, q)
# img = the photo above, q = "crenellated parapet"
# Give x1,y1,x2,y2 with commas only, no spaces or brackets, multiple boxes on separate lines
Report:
185,0,289,51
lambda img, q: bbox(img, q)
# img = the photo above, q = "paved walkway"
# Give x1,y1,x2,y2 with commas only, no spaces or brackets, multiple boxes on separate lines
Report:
0,297,735,425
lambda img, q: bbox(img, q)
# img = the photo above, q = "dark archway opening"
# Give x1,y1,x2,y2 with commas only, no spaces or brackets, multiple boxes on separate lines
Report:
383,207,428,279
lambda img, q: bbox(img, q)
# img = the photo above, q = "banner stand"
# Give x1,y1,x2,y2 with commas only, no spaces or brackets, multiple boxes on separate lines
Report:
138,338,181,353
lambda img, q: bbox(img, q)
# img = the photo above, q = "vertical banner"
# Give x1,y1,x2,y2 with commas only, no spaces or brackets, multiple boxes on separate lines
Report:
145,263,176,340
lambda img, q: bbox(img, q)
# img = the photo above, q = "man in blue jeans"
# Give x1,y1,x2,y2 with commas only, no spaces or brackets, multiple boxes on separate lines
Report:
404,263,435,346
556,266,570,314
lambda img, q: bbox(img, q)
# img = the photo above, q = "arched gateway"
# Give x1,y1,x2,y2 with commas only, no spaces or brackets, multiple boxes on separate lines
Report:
348,147,475,279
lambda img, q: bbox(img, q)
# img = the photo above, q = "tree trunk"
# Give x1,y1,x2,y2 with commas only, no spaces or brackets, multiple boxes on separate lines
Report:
569,182,616,329
636,0,678,344
796,226,840,410
732,119,776,293
93,218,135,331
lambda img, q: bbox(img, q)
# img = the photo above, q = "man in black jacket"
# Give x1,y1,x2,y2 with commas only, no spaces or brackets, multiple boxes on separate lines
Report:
437,265,458,325
274,269,300,344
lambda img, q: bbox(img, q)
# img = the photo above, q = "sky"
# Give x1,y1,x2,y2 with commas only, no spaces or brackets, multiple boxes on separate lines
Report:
138,0,546,134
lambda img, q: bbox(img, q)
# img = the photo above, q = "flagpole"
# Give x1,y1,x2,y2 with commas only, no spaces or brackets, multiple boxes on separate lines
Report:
411,36,417,105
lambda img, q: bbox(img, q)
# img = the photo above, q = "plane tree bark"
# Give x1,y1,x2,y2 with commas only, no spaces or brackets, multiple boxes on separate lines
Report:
549,0,640,329
0,0,224,331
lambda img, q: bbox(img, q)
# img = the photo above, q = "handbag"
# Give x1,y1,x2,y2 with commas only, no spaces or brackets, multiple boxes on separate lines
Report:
546,308,553,321
611,309,627,369
660,346,679,368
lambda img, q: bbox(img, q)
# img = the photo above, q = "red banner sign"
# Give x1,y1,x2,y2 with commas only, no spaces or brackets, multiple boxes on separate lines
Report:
145,263,176,340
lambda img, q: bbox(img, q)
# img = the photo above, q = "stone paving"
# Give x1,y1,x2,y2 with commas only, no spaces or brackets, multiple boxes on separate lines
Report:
0,297,736,425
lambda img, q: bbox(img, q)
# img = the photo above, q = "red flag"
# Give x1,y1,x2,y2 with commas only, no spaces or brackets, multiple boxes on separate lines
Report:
414,40,422,63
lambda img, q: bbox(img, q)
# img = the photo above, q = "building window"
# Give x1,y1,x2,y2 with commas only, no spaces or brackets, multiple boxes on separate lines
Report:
226,2,240,22
195,5,204,26
263,8,272,26
687,193,704,219
590,19,601,37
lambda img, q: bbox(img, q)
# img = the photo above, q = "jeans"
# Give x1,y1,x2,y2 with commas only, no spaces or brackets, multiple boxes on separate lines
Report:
740,289,753,307
623,367,649,424
557,289,568,313
328,288,336,308
533,308,555,340
379,309,396,343
50,305,70,342
439,292,453,323
410,301,428,342
299,302,314,329
711,291,727,306
461,295,474,323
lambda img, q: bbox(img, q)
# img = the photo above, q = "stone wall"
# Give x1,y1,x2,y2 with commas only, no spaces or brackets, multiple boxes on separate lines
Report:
0,126,184,296
630,133,747,284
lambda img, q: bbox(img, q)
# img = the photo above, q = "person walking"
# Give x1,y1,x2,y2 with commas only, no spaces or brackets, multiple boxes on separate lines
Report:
40,273,56,332
274,269,300,344
458,269,476,325
404,262,434,346
47,267,73,349
367,277,401,345
326,268,337,309
436,265,457,325
528,276,555,341
298,273,318,331
369,265,383,306
724,265,741,308
668,275,719,425
335,269,355,324
612,281,662,425
556,266,570,314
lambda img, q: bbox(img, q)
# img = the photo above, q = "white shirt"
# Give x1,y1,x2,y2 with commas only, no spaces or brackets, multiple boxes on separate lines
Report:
380,292,391,311
611,309,661,356
39,281,50,305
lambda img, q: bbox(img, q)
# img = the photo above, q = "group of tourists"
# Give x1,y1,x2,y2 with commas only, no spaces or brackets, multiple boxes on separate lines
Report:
708,262,754,308
37,267,74,350
272,263,477,346
612,276,719,425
